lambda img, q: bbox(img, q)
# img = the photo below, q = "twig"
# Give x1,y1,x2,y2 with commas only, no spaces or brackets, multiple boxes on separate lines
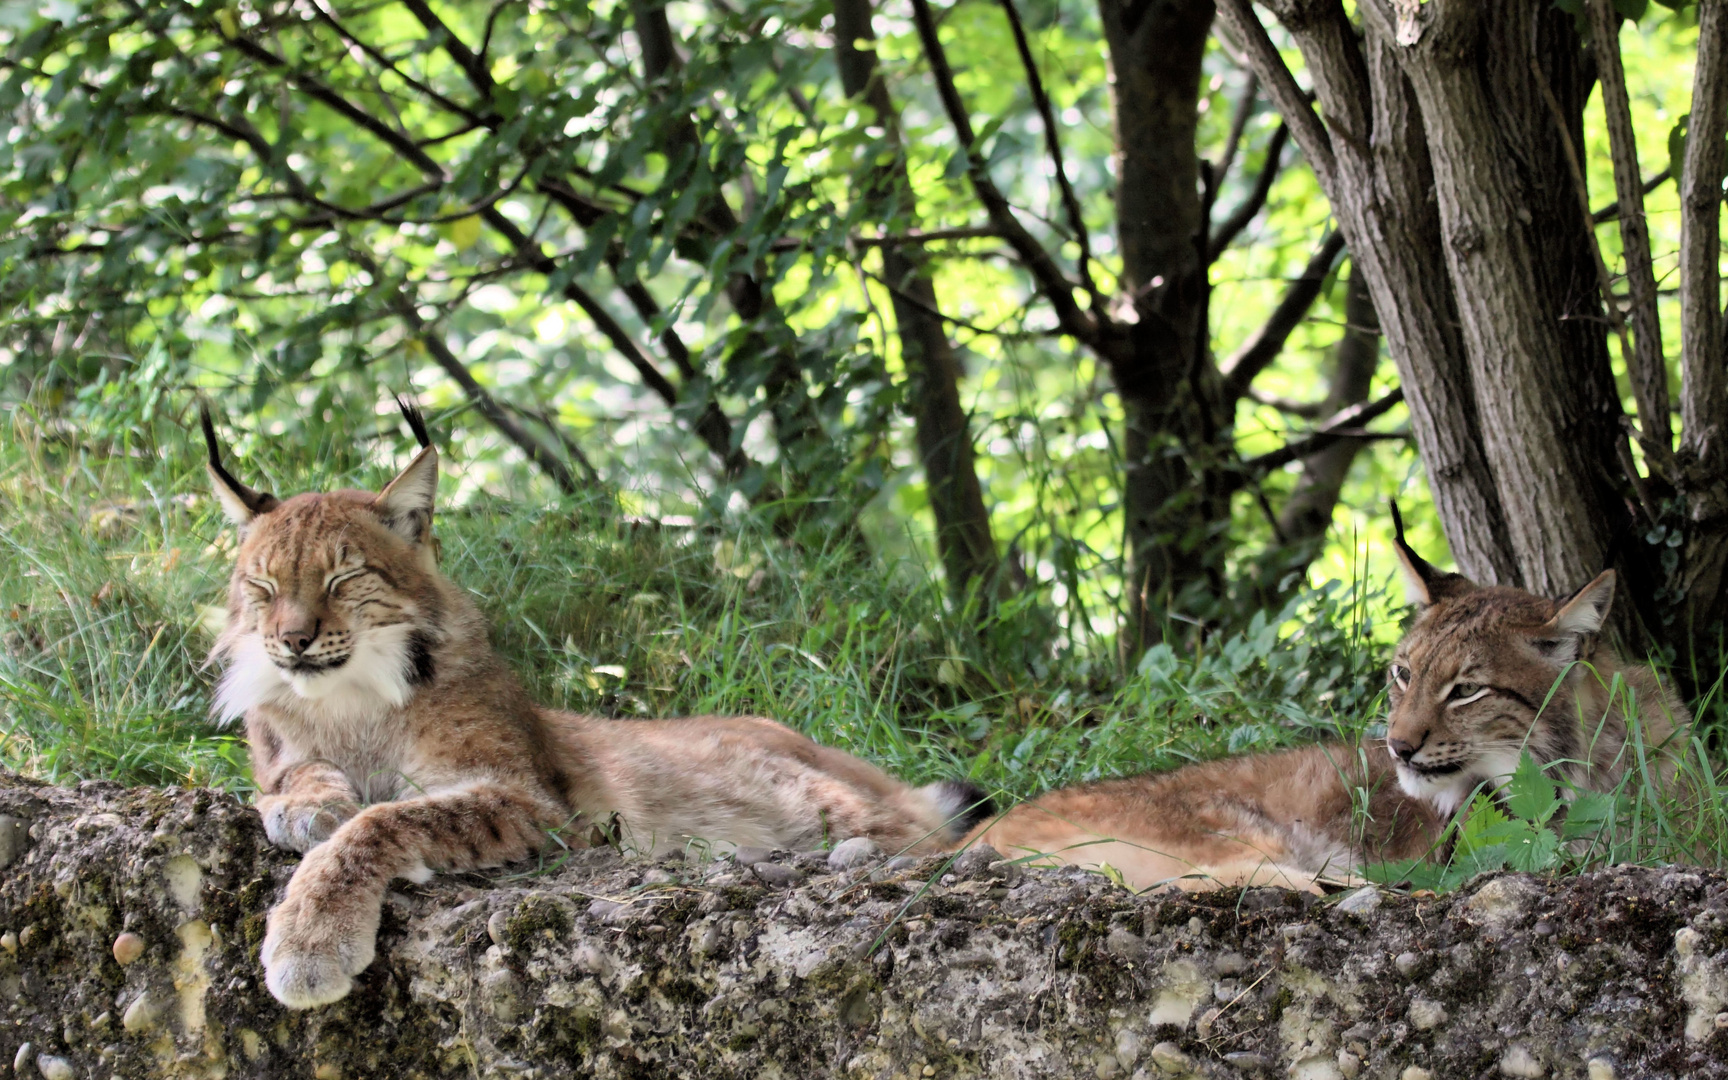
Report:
1208,122,1290,262
995,0,1101,308
906,0,1102,350
1240,389,1406,474
1214,72,1259,184
1219,231,1346,402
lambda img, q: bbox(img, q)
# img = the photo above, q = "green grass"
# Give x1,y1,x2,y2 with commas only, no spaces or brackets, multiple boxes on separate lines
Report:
0,404,1394,796
2,404,1725,886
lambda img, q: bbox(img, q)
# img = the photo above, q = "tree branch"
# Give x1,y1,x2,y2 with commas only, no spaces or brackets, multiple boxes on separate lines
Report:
995,0,1100,307
1530,53,1667,468
1246,387,1327,419
1208,121,1290,263
352,252,580,495
1214,72,1259,184
1219,230,1346,403
906,0,1102,350
1240,388,1406,474
1679,0,1728,474
1587,0,1670,449
1212,0,1335,189
1592,168,1671,225
399,0,495,100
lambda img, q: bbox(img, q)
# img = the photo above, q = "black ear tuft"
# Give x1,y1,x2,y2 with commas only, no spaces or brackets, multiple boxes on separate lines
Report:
1389,499,1476,604
397,395,432,450
199,401,279,525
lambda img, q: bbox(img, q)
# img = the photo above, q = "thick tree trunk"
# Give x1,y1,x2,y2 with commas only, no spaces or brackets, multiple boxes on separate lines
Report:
1676,0,1728,640
1224,0,1666,640
4,774,1728,1078
1099,0,1223,648
832,0,1001,603
1377,1,1628,598
1277,261,1379,546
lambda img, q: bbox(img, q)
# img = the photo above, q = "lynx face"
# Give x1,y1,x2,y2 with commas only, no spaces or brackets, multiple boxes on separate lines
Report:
1382,504,1620,815
208,437,443,725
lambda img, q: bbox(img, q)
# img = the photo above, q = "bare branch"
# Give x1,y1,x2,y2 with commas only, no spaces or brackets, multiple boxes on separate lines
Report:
1212,0,1334,189
399,0,495,99
1208,121,1290,262
1214,72,1259,184
995,0,1100,306
906,0,1102,349
1240,388,1406,474
1592,168,1671,225
1530,54,1667,468
1587,0,1670,449
349,251,579,495
1246,387,1326,419
1219,230,1346,403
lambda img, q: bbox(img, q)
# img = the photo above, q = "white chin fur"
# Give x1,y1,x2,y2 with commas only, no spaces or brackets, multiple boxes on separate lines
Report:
1395,747,1526,819
214,625,416,725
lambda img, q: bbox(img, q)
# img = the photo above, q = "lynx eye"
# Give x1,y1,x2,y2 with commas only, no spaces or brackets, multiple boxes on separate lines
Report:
1447,682,1490,705
325,568,366,595
244,577,276,598
1389,664,1411,689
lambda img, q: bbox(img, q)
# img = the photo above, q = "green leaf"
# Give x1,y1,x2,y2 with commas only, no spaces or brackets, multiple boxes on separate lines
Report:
1506,824,1563,872
1504,752,1561,825
1613,0,1648,20
1560,791,1617,841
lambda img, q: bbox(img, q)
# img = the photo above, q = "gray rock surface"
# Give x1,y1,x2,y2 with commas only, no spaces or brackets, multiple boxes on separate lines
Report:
0,772,1725,1078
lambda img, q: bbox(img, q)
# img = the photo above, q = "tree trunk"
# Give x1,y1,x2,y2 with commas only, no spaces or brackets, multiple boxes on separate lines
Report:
1277,260,1379,547
1098,0,1224,649
1221,0,1676,644
1220,0,1523,587
832,0,1001,603
3,774,1727,1078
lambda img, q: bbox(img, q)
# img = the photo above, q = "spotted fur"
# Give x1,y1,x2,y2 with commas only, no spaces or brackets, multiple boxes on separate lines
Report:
203,404,979,1010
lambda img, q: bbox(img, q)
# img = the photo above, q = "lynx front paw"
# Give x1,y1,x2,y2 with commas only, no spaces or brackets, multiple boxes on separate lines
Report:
260,891,378,1009
260,799,358,853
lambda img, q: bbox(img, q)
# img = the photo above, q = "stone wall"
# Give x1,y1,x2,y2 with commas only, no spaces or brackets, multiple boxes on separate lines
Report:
0,773,1724,1079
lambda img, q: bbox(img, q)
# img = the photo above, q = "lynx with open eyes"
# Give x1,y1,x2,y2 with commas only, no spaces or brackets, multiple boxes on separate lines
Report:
953,504,1690,895
1381,509,1688,817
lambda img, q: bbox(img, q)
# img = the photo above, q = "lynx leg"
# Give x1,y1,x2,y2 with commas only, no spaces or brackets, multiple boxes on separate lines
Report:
255,760,360,853
262,782,561,1008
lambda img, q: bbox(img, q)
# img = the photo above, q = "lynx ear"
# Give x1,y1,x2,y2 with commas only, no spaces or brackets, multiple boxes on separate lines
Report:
200,403,279,527
1547,569,1616,636
373,445,438,546
1390,500,1475,605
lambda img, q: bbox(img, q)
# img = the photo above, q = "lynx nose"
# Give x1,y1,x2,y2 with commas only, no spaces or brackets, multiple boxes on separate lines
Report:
280,622,319,656
1386,733,1426,761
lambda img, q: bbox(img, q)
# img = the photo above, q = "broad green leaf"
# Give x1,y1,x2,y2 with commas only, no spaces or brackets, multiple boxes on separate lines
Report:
1504,752,1561,826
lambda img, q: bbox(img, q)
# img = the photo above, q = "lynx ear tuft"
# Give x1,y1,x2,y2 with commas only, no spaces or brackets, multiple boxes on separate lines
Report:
373,445,438,546
1389,500,1476,605
397,395,432,450
200,403,280,527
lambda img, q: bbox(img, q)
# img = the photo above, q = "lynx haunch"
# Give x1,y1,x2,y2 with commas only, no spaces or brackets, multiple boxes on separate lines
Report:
202,402,988,1009
962,507,1689,892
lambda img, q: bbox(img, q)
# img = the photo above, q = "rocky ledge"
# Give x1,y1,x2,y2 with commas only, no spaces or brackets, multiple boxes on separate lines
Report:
0,773,1724,1079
